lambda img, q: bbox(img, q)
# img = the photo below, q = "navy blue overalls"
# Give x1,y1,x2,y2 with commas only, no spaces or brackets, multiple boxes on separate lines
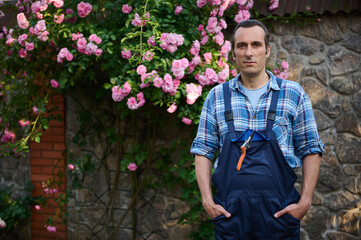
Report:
212,79,301,239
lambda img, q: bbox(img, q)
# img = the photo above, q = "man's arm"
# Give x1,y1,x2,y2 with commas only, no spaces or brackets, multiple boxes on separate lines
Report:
274,153,321,220
195,154,231,219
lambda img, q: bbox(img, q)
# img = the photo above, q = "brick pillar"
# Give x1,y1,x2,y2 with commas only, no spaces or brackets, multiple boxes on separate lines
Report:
30,94,67,239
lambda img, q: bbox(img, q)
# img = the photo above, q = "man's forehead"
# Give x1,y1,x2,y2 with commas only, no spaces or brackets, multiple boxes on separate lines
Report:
234,26,266,42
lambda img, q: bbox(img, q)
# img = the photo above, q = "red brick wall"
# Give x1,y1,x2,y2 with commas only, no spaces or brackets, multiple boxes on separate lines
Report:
30,94,67,239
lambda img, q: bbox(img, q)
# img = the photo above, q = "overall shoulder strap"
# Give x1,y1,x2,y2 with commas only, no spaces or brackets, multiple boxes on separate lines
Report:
223,81,235,133
266,78,283,131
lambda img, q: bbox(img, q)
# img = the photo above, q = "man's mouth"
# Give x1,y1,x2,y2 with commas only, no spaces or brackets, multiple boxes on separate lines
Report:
244,61,255,65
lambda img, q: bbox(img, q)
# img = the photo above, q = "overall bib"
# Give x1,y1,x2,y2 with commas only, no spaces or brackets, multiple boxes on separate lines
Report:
212,79,301,240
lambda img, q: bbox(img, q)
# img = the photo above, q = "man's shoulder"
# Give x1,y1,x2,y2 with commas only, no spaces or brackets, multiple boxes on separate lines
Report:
278,79,305,93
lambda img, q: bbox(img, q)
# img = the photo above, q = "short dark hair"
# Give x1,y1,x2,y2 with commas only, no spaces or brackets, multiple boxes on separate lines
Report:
230,20,270,54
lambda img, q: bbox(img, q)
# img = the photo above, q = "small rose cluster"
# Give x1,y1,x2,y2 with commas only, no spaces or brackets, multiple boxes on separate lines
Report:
159,33,184,53
112,82,131,102
19,119,30,127
45,225,57,232
17,13,29,29
186,83,202,105
57,48,73,63
167,102,177,113
132,12,150,27
269,0,279,11
121,48,132,59
274,61,290,79
0,217,6,229
122,4,132,14
128,163,138,171
70,33,102,57
77,1,92,18
171,58,189,79
127,92,145,110
1,129,16,143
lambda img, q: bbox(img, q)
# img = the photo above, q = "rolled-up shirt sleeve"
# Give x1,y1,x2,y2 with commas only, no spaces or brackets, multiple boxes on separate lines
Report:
190,88,220,161
292,90,325,160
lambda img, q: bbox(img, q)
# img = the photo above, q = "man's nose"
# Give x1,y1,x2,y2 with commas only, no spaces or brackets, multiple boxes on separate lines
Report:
245,46,253,57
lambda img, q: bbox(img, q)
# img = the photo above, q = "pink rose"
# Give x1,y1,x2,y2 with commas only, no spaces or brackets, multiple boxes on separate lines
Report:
77,1,92,18
54,14,64,24
33,106,39,113
35,205,41,210
19,119,30,127
19,48,27,58
143,51,154,61
123,82,132,95
175,5,183,15
53,0,64,8
25,42,34,51
204,52,212,64
182,117,192,125
147,36,156,46
153,77,163,88
89,34,102,44
127,97,138,110
65,52,73,61
50,79,60,88
38,31,49,42
131,13,143,26
213,32,224,46
167,102,177,113
235,9,251,23
196,0,207,8
206,17,218,34
68,164,75,170
136,65,147,75
200,35,209,45
6,37,15,46
186,83,202,105
34,20,46,33
128,163,138,171
95,49,103,56
0,218,6,228
230,69,238,77
17,13,29,29
122,4,132,14
46,225,56,232
137,92,145,108
121,48,132,59
281,61,289,70
77,37,87,50
1,129,16,143
269,0,279,11
72,32,83,41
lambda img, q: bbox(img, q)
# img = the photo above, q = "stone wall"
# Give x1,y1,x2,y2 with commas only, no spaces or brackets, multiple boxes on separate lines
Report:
0,154,32,239
269,11,361,240
62,10,360,240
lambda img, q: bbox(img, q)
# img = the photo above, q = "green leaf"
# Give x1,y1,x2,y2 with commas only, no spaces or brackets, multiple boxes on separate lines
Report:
107,48,113,54
103,83,112,89
35,136,41,143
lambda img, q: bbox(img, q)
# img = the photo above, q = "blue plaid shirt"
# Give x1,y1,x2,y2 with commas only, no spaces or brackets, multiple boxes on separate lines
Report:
190,71,324,169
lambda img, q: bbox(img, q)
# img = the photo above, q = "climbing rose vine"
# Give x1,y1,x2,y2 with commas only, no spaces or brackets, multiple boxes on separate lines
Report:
0,0,302,235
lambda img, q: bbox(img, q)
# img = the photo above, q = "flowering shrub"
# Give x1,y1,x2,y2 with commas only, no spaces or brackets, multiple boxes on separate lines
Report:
0,0,318,238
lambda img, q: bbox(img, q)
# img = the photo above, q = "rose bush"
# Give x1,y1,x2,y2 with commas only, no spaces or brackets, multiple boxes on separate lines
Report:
0,0,314,238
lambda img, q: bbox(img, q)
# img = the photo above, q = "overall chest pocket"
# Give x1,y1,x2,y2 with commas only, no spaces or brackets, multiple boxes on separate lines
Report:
273,116,289,146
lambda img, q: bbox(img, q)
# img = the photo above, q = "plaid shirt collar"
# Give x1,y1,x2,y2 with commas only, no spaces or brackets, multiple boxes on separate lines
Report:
229,70,281,92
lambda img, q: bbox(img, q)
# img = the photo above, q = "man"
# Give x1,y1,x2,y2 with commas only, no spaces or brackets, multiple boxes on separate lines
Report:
190,20,324,239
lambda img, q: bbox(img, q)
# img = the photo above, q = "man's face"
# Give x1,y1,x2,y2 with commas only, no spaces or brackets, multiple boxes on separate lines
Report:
233,26,270,78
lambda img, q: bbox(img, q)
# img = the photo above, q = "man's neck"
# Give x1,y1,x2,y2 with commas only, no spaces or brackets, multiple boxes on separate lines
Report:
240,71,270,90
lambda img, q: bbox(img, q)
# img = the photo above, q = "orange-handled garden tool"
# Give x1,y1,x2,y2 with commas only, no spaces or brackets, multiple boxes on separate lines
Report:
237,130,255,171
